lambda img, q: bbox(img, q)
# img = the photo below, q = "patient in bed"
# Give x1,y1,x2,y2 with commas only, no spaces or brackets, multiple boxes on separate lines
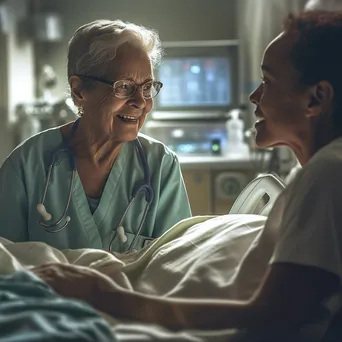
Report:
29,10,342,340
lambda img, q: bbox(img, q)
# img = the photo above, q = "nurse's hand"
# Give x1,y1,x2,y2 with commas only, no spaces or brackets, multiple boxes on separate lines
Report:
31,263,118,303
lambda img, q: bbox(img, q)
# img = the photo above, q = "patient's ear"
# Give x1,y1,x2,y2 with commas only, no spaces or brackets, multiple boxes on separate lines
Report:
306,81,334,118
69,76,84,106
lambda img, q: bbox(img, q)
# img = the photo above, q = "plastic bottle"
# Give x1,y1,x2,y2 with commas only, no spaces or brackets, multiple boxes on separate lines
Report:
225,109,250,158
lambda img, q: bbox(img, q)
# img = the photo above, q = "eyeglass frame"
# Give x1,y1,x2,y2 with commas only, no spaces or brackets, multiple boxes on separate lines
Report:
73,74,163,100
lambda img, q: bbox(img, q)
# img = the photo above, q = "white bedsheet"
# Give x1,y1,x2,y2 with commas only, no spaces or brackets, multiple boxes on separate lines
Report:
0,214,276,341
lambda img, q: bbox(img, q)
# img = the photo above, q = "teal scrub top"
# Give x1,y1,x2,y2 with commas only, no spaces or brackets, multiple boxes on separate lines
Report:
0,126,192,252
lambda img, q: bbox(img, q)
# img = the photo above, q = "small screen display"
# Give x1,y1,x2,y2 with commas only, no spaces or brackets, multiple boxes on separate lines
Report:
157,57,231,108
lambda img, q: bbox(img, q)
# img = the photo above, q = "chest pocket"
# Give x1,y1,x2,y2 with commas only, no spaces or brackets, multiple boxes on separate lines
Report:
109,231,154,253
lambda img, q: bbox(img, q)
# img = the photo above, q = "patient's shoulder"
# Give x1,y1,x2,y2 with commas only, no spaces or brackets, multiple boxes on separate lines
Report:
313,136,342,162
289,137,342,193
306,137,342,174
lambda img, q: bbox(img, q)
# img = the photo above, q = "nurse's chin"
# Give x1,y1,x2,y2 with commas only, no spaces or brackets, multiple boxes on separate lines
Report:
115,131,139,143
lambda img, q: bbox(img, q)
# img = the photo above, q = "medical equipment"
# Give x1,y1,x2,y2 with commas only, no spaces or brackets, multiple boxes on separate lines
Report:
36,118,154,252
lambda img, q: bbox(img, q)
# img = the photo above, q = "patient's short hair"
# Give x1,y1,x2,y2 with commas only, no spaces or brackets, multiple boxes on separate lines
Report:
283,11,342,129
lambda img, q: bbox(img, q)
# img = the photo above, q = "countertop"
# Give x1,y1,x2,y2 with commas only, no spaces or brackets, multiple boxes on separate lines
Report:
178,154,263,170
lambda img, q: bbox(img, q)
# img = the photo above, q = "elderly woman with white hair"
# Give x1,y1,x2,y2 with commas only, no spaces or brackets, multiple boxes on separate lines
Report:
0,19,192,252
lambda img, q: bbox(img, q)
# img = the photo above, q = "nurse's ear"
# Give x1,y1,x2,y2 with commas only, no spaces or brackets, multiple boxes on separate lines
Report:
306,81,334,118
69,76,85,106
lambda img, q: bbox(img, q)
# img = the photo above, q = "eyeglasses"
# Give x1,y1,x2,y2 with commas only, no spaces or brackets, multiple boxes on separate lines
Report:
75,74,163,100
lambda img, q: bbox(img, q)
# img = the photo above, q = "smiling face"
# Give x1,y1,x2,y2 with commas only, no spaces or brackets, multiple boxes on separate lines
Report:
249,32,314,152
71,43,153,143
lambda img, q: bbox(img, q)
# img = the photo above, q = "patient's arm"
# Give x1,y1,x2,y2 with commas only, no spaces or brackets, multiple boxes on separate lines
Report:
91,262,339,331
32,262,339,331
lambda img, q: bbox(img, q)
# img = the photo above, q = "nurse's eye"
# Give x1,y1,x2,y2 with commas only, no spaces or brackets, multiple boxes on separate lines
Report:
143,84,152,91
116,81,131,91
114,80,136,97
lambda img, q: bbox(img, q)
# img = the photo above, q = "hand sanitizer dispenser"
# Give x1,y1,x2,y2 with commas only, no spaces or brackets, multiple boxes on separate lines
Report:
225,109,250,158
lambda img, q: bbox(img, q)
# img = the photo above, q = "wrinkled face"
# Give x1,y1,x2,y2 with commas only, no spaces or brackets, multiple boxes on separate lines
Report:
249,32,311,149
72,43,154,142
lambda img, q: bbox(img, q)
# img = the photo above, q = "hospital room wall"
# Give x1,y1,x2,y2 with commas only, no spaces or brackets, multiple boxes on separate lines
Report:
0,0,35,163
33,0,238,101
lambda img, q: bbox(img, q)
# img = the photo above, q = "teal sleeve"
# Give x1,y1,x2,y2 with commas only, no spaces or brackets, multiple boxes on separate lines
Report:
153,155,192,236
0,158,28,242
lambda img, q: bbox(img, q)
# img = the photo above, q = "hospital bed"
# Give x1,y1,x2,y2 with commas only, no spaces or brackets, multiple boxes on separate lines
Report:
229,172,286,216
3,173,339,341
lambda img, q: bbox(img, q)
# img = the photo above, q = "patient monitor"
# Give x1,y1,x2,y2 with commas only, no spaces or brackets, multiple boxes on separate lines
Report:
229,173,286,216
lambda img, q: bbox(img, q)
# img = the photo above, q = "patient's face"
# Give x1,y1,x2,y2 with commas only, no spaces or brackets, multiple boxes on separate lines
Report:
249,32,310,149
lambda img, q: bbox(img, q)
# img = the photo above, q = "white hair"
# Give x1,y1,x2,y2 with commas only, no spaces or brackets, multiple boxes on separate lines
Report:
67,19,163,78
304,0,342,11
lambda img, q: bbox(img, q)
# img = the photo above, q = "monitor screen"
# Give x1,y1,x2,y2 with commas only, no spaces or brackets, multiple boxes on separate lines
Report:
157,57,232,108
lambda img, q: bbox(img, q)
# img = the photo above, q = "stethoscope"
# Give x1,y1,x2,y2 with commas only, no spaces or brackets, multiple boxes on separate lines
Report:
36,117,154,252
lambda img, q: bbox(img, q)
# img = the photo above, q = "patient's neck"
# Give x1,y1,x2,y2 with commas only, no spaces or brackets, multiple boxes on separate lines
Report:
288,139,314,167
